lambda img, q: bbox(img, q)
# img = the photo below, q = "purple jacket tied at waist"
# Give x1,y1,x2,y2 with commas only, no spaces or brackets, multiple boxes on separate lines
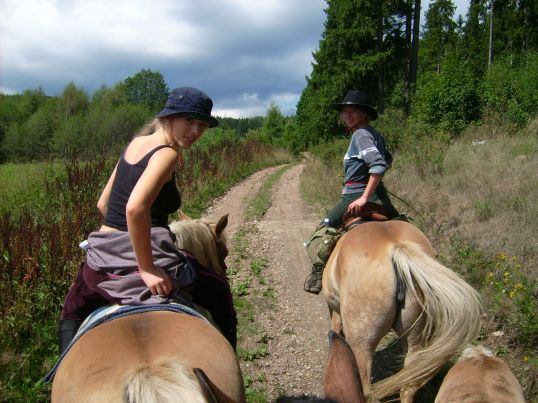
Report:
85,227,197,305
61,227,238,348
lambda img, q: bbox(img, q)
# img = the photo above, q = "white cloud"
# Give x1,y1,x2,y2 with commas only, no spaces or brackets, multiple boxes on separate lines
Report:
1,0,205,73
0,0,326,115
0,86,17,95
213,90,300,118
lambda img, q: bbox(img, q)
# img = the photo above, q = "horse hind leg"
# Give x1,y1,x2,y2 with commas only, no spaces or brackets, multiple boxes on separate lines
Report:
329,308,343,335
341,294,397,398
394,303,426,403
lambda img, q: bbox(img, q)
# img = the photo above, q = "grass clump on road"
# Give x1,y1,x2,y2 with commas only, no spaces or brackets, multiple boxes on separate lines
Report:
229,164,294,402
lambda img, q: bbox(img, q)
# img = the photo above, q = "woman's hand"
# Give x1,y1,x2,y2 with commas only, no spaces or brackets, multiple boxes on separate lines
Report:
140,265,173,296
347,195,369,216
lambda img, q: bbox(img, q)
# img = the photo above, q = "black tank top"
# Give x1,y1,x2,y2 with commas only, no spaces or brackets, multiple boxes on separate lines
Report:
103,144,181,231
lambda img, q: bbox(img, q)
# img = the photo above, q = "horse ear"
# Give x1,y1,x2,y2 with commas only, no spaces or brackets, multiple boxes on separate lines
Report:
323,331,365,403
215,214,229,237
193,368,229,403
178,209,192,221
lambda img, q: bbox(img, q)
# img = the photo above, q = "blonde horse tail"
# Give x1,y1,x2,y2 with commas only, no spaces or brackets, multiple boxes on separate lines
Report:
371,242,481,399
124,360,206,403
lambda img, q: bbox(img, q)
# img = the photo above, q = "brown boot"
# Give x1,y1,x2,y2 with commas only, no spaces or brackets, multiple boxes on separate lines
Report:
304,263,324,294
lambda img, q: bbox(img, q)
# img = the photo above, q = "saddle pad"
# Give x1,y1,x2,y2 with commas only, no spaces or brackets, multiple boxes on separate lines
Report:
44,303,208,383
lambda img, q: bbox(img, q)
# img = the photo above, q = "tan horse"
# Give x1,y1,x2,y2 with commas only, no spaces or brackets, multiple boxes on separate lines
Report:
322,220,481,402
51,215,246,403
435,345,525,403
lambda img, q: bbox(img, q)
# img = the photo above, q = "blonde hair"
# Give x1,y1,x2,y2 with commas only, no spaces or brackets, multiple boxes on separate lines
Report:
134,117,171,138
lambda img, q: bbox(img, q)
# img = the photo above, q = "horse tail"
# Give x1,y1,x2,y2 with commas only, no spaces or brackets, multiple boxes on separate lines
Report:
371,242,481,399
124,360,206,403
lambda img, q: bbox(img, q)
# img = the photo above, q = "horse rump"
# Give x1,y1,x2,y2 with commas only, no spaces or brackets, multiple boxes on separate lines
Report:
435,345,525,403
371,241,482,400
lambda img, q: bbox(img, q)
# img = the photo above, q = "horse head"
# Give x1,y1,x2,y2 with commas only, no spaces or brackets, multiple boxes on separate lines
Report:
324,331,365,403
169,213,229,277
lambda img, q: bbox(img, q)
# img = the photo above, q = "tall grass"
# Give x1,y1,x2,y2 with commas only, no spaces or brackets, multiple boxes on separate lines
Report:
0,138,294,401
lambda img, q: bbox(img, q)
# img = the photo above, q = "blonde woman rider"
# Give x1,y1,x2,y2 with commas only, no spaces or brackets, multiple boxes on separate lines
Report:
58,87,219,352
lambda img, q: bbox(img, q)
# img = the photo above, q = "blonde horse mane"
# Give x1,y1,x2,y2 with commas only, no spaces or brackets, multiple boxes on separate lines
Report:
458,344,494,361
168,219,227,277
371,241,482,399
124,359,205,403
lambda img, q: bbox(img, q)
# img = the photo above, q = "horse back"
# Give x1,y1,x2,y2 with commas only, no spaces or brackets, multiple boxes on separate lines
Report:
435,346,525,403
52,311,244,402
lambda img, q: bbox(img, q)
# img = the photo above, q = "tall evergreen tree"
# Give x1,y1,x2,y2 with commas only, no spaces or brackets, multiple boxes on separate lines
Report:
462,0,489,73
420,0,457,73
296,0,407,145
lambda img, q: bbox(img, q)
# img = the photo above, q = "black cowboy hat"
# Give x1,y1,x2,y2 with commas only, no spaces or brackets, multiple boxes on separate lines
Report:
332,89,378,121
156,87,219,128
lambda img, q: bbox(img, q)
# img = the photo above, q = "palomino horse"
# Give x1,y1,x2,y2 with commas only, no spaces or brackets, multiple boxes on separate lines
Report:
322,220,481,402
51,215,246,403
435,345,525,403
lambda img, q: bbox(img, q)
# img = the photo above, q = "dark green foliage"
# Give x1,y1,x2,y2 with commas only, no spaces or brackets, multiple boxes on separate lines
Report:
262,103,286,144
490,0,538,56
0,89,49,162
121,69,169,114
413,55,482,132
218,116,264,136
296,0,422,145
420,0,457,73
461,0,489,74
481,52,538,125
296,0,389,145
58,82,89,117
2,98,61,161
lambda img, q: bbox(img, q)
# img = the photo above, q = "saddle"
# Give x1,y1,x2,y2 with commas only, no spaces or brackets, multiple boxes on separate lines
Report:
341,203,390,231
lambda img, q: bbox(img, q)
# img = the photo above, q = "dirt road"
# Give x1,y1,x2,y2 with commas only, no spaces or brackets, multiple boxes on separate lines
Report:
204,162,331,400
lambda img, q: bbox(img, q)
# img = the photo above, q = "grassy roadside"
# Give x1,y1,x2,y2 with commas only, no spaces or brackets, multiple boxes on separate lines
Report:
299,119,537,401
227,164,293,402
0,141,295,402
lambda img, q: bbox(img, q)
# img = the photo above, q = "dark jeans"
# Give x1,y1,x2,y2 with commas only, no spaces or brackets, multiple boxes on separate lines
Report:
325,183,400,227
60,263,110,321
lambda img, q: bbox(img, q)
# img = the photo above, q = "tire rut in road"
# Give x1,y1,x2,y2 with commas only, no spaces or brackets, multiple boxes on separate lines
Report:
229,162,331,401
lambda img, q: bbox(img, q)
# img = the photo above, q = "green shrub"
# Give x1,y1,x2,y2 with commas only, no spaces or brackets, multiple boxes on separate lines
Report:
481,52,538,127
414,56,481,133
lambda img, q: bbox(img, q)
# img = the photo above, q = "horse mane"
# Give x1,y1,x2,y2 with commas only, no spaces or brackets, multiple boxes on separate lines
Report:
169,219,227,277
124,360,205,403
459,345,494,361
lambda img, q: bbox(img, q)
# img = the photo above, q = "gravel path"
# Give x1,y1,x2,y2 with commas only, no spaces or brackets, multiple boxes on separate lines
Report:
203,162,330,401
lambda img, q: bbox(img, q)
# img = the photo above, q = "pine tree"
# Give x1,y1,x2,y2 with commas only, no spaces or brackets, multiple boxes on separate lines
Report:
296,0,406,145
462,0,489,74
420,0,457,73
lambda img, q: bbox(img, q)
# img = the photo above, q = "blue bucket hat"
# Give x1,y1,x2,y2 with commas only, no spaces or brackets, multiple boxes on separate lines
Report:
156,87,219,128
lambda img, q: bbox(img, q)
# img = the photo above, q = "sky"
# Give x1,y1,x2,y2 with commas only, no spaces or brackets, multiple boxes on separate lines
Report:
0,0,469,118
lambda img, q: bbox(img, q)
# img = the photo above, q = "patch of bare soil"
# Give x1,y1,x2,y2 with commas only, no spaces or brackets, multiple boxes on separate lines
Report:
204,162,330,401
